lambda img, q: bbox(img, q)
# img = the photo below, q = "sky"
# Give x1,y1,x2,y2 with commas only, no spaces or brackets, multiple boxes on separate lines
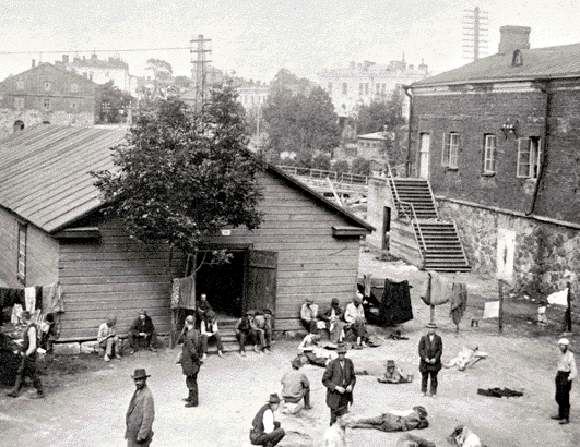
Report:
0,0,579,85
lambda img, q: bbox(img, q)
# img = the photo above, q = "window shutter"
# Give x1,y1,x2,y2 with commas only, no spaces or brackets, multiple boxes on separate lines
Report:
441,133,447,166
517,138,531,178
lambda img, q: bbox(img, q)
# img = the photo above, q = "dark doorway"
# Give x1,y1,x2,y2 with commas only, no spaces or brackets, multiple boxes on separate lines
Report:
382,206,391,251
13,120,24,132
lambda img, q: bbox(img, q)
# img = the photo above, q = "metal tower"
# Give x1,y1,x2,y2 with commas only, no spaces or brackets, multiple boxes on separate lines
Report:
462,7,488,61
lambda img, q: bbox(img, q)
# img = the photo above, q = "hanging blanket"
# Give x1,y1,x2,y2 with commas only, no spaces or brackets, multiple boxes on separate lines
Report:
450,282,467,325
378,279,413,326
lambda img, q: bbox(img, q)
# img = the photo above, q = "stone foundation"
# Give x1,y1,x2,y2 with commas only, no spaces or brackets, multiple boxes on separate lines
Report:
0,108,94,140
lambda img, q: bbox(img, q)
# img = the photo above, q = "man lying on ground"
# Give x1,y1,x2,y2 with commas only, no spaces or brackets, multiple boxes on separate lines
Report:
444,346,488,371
298,333,337,367
347,406,429,432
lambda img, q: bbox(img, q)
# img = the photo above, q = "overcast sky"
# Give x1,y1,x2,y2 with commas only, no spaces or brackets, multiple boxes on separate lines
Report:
0,0,578,84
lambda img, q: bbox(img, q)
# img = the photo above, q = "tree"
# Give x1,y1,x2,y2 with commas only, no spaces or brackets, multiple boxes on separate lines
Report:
91,85,264,256
331,160,349,177
311,154,331,171
268,69,312,98
352,157,371,176
356,86,405,135
97,81,134,124
145,59,173,99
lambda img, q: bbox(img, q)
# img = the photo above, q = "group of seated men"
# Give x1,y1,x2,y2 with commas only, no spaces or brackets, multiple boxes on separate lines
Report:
300,293,369,348
234,309,274,356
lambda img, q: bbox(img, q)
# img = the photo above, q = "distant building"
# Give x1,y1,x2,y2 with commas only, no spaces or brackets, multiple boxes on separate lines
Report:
0,61,98,139
58,54,131,92
318,58,429,119
237,83,269,109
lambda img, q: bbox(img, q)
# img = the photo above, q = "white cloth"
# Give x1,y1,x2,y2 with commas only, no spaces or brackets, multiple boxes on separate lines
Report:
262,408,275,434
300,302,319,321
24,287,36,312
483,301,500,319
547,288,569,306
323,421,346,447
344,302,365,324
11,304,24,324
457,426,482,447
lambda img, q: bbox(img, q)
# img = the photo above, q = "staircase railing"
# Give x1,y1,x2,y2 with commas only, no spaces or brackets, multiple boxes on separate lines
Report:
398,201,428,253
425,179,440,220
450,218,470,269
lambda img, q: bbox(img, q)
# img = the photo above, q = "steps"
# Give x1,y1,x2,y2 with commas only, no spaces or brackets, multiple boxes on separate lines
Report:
388,178,471,273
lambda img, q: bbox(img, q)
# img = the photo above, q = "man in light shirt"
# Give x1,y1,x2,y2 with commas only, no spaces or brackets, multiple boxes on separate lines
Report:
344,293,367,348
97,316,121,362
281,358,311,411
300,298,320,335
249,394,285,446
200,310,224,359
551,338,577,425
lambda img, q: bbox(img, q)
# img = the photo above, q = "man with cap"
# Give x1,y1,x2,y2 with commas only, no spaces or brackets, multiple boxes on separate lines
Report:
250,393,285,447
418,323,442,397
128,310,158,354
200,310,224,359
234,310,261,357
321,298,345,343
178,315,203,407
97,315,121,362
8,311,44,399
344,293,367,348
125,369,155,447
281,357,312,411
551,337,577,424
322,343,356,425
300,298,320,335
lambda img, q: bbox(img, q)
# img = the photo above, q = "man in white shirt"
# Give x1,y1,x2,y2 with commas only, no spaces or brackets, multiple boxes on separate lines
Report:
300,298,320,335
97,316,121,362
249,394,285,446
200,310,224,359
551,338,578,424
344,293,367,348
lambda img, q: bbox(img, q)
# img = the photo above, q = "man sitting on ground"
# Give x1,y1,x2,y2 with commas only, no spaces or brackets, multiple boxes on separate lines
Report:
320,298,345,343
97,316,121,362
348,406,429,432
250,394,285,447
281,358,312,413
344,293,367,348
298,333,336,367
128,310,158,354
200,310,224,359
300,298,320,335
378,360,408,384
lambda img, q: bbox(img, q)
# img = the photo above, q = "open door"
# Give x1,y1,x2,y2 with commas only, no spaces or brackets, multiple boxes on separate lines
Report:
244,250,277,319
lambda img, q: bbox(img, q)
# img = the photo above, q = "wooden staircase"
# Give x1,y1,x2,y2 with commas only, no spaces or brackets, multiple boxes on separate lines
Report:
388,178,471,272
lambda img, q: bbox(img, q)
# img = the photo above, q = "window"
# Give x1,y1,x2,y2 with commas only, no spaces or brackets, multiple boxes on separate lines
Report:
17,223,26,283
43,98,51,111
483,134,496,173
15,77,24,90
327,82,333,95
44,81,51,91
441,133,460,168
359,83,364,96
14,97,24,109
517,137,542,178
382,84,386,95
342,83,347,95
71,83,79,93
365,83,369,95
70,100,78,111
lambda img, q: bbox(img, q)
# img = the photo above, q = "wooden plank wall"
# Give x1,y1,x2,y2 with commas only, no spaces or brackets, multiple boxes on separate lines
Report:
58,216,186,339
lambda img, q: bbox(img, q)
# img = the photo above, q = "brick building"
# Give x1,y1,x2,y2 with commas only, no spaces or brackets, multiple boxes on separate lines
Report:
0,62,98,139
407,25,580,303
59,54,131,92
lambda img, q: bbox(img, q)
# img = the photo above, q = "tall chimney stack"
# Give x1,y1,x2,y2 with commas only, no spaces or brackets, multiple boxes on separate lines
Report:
498,26,531,55
32,59,36,68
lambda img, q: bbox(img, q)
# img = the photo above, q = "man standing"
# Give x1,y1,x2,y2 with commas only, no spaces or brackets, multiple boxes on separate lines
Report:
344,293,367,348
281,358,312,411
128,310,158,353
551,337,577,425
200,310,224,359
417,323,442,398
97,316,121,362
125,369,155,447
178,315,203,408
322,344,356,425
250,394,285,447
8,311,44,399
300,298,320,335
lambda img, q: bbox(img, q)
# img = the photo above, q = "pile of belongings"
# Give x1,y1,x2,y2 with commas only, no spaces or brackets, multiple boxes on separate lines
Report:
476,387,523,398
448,425,488,447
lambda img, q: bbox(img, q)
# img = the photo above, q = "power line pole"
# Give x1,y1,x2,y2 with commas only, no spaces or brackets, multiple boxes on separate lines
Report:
462,7,488,61
190,34,212,112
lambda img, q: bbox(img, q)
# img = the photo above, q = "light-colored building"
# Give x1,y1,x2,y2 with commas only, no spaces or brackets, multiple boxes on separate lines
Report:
58,54,131,92
318,59,429,119
237,84,269,109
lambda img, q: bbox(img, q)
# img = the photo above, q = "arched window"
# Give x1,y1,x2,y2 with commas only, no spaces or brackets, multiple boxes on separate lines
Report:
13,120,24,132
42,121,50,125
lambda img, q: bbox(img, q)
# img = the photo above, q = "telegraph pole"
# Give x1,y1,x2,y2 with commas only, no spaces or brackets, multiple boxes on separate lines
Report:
190,34,212,112
462,7,488,61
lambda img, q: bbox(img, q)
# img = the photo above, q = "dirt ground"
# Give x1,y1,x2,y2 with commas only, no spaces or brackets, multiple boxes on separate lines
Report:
1,249,578,447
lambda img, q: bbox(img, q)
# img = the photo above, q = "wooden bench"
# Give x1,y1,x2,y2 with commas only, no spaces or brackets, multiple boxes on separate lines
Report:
51,333,170,353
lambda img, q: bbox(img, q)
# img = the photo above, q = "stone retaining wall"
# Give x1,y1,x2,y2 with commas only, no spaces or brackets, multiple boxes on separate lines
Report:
0,108,94,140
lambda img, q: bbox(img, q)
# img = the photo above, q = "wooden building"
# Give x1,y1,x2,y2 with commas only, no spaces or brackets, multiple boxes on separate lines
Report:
0,125,372,339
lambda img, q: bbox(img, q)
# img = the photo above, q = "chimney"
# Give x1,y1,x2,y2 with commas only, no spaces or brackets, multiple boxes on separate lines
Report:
498,26,531,55
418,59,428,72
62,55,69,63
32,59,36,68
409,64,414,70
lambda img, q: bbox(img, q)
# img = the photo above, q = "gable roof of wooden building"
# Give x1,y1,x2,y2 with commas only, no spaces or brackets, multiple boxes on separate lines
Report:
0,125,373,234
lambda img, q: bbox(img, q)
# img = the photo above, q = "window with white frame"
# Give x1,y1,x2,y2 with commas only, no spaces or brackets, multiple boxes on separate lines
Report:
17,223,26,283
44,81,51,91
327,82,332,95
14,97,24,109
441,133,460,168
365,83,369,95
43,98,51,111
517,137,542,179
342,83,347,95
483,134,497,173
359,83,364,96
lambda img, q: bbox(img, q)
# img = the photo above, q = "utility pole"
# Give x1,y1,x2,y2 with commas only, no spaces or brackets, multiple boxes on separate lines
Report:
462,7,488,61
190,34,212,113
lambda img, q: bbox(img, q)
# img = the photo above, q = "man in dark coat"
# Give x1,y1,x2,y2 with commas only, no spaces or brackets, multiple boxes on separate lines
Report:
322,343,356,425
128,310,158,353
178,315,203,408
417,323,442,397
125,369,155,447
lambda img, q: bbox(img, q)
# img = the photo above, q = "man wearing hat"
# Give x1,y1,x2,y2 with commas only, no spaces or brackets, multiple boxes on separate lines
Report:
300,298,320,335
321,298,345,343
417,323,442,397
200,310,224,359
178,315,203,407
322,343,356,425
379,360,406,384
344,293,367,348
250,394,285,446
8,311,44,399
125,369,155,447
281,357,312,411
235,310,261,357
128,310,158,354
551,337,577,424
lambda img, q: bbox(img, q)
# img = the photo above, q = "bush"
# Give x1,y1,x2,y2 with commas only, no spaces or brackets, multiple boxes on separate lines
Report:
311,154,331,171
352,157,371,175
331,160,349,177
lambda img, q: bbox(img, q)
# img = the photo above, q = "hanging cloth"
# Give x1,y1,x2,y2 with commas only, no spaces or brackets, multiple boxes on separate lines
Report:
178,275,196,310
171,278,181,309
24,287,36,313
42,283,64,314
379,279,414,326
450,282,467,325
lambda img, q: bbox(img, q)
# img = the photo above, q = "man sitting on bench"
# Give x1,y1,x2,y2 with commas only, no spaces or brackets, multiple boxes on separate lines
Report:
128,310,158,353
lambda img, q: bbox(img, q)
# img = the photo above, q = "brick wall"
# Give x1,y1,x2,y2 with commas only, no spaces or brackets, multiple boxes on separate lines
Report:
0,109,94,140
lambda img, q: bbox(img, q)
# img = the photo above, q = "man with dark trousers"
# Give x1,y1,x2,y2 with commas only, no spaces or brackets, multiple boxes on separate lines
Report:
128,310,158,353
551,337,577,425
417,322,442,398
250,394,285,447
178,315,203,408
322,343,356,425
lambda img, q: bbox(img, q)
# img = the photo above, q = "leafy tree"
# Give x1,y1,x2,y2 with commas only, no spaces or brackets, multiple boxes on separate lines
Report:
311,154,331,171
145,59,173,99
97,81,134,124
91,85,264,256
268,69,313,98
356,86,404,135
331,160,349,177
352,157,371,176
